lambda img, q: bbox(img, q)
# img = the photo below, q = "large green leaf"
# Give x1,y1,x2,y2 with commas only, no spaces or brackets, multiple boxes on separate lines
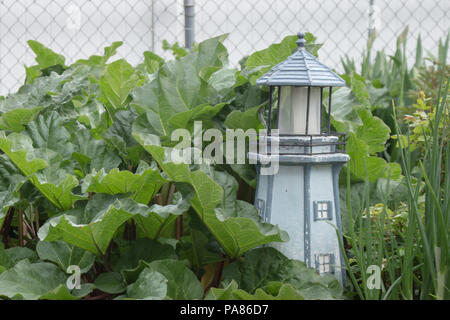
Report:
72,99,110,139
132,192,189,240
36,241,95,273
0,247,38,269
245,35,297,84
224,105,263,130
330,75,391,142
177,210,222,270
131,36,233,139
329,74,396,182
167,103,226,131
205,280,239,300
103,109,143,166
0,132,84,210
346,133,388,182
48,66,91,107
131,102,225,148
0,107,42,132
245,33,321,85
0,154,25,215
132,131,288,259
145,259,203,300
81,161,166,204
0,154,24,192
70,123,121,176
25,111,74,159
0,259,67,300
39,284,92,300
126,268,168,300
375,177,409,207
75,42,123,67
208,167,289,256
38,194,187,255
0,78,55,123
121,260,203,300
330,87,364,133
206,279,304,300
235,281,304,300
94,272,127,294
27,40,65,70
99,59,138,111
111,239,177,284
0,216,4,237
142,51,164,74
222,247,342,300
111,239,177,275
239,282,304,300
355,109,390,153
330,74,374,133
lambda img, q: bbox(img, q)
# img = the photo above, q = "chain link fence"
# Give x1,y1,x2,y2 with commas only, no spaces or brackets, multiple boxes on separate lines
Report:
0,0,449,95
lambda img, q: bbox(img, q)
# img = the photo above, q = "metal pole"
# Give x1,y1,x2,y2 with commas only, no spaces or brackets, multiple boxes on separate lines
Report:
267,86,273,135
328,87,332,133
368,0,375,39
184,0,195,49
305,86,311,135
319,87,323,133
276,86,281,129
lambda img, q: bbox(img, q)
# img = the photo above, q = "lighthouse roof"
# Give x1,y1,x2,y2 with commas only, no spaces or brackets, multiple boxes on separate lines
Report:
256,33,346,87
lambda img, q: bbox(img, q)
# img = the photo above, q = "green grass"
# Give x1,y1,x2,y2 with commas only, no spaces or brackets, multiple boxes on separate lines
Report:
339,35,449,300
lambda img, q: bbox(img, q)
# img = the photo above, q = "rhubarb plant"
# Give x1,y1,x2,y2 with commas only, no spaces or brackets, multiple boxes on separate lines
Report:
0,34,386,300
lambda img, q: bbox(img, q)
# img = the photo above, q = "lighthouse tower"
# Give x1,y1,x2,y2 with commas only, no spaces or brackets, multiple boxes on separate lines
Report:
249,33,350,285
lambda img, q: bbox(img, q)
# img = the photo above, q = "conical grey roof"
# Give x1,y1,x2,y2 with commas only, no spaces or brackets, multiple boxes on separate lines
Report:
256,33,345,87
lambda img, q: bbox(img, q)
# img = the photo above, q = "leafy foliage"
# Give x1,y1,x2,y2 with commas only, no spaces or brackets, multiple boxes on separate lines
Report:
1,30,439,300
36,241,95,273
0,259,75,300
340,30,449,300
0,35,334,300
219,248,342,300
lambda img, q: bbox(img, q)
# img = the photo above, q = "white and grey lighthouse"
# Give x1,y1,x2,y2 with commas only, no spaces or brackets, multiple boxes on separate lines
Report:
249,33,350,285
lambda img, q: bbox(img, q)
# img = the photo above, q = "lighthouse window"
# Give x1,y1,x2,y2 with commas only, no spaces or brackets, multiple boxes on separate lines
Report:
315,254,335,274
314,201,332,220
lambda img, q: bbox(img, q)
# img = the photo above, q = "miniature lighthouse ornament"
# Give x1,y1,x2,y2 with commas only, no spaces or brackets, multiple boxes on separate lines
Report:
250,33,350,284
